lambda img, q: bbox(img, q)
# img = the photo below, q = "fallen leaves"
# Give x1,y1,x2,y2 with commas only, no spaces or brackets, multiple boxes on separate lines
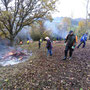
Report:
0,41,89,89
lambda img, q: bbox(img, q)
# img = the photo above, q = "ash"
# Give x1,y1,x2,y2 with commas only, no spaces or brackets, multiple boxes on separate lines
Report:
0,45,32,66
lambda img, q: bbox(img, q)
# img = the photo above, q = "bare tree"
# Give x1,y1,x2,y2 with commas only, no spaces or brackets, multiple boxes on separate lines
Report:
0,0,58,45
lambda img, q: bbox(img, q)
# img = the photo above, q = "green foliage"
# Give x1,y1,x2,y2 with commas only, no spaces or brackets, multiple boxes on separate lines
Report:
30,21,51,41
76,20,86,38
0,0,58,45
61,17,72,31
30,29,41,41
30,27,51,41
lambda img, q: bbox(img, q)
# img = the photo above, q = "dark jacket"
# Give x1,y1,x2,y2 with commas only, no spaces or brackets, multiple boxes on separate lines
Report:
65,34,76,47
46,40,52,49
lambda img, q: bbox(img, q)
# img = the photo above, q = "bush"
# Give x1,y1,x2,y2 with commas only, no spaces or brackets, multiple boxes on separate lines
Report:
30,29,51,41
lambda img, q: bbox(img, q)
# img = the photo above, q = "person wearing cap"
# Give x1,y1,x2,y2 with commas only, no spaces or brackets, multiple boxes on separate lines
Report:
63,31,76,60
45,37,52,56
77,33,88,48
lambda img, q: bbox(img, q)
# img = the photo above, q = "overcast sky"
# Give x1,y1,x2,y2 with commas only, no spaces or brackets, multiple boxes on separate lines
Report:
52,0,90,19
0,0,90,19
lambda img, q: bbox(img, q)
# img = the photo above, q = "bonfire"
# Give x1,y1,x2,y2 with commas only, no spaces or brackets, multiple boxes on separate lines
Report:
4,50,26,60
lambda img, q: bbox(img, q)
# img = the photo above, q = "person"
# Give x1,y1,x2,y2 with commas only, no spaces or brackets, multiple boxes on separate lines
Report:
45,37,52,56
77,33,88,48
63,31,76,60
20,40,23,45
27,40,30,44
57,37,59,41
38,39,42,49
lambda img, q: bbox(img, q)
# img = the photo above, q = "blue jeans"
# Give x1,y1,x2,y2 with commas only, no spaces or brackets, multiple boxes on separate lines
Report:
47,49,52,56
77,41,86,48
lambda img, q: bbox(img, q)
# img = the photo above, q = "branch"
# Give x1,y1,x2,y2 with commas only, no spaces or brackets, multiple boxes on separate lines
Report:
14,11,47,37
0,20,9,31
12,0,20,28
0,29,10,39
1,0,12,10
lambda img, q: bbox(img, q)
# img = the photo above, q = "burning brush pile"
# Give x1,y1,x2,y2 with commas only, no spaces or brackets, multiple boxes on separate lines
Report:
0,45,32,66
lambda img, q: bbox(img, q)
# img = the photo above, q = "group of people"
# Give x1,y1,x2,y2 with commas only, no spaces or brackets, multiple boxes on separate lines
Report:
39,31,88,60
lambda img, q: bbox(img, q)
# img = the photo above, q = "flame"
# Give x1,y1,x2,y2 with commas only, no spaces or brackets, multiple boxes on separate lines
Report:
19,57,23,60
8,52,14,55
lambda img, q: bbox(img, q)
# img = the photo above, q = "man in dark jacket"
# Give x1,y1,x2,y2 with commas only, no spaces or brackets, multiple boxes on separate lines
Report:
77,33,88,48
63,31,76,60
45,37,52,56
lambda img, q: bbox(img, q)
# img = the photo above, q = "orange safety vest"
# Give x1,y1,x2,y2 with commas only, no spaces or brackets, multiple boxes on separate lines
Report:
76,35,78,43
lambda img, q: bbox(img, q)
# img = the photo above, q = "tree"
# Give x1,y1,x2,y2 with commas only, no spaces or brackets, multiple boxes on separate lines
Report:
0,0,58,45
61,17,71,31
30,20,51,41
77,20,86,37
57,17,71,37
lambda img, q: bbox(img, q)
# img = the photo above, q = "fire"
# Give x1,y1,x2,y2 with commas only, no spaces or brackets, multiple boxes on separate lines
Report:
19,57,23,60
3,50,26,61
8,52,14,55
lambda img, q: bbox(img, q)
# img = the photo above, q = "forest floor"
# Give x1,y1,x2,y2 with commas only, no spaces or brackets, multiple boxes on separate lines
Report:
0,41,90,90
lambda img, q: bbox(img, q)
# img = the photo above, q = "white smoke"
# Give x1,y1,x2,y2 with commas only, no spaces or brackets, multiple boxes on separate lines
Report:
16,26,31,40
44,20,68,39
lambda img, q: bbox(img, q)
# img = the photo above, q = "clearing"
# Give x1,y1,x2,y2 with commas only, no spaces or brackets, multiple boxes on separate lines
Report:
0,41,89,90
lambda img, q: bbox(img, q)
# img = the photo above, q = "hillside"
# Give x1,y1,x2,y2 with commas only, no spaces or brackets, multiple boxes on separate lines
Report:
0,41,89,89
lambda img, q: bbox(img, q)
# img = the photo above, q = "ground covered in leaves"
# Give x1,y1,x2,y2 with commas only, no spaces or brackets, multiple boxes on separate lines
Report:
0,41,90,90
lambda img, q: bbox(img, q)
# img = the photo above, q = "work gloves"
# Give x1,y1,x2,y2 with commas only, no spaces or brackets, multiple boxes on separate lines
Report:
64,43,75,49
72,46,75,49
64,43,66,46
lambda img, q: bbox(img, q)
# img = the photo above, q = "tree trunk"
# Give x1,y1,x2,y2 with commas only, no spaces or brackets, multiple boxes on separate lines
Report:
10,37,14,46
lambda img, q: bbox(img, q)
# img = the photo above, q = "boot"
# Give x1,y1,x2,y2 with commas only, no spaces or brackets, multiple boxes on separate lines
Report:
63,56,67,60
69,57,72,60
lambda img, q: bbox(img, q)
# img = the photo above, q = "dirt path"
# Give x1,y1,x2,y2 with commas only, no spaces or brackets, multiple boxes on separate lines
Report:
0,41,90,89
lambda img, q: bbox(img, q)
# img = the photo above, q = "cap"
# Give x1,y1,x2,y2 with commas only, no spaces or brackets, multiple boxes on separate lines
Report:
45,37,49,40
69,30,73,34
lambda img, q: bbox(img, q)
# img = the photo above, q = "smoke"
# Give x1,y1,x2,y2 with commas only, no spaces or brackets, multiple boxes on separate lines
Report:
16,26,31,40
44,20,68,39
15,17,69,41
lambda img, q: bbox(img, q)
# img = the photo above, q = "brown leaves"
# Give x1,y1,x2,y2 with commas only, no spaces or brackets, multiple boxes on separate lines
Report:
0,41,90,89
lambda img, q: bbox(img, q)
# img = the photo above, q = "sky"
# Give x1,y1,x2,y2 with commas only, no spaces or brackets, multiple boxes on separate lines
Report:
52,0,90,19
0,0,89,19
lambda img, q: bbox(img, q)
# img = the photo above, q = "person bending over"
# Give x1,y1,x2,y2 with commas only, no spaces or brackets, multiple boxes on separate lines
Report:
77,33,88,48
